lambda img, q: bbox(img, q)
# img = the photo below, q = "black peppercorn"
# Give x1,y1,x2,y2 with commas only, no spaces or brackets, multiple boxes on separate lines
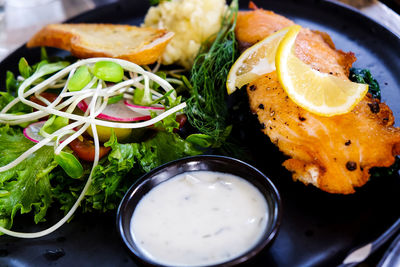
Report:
346,161,357,171
368,102,380,114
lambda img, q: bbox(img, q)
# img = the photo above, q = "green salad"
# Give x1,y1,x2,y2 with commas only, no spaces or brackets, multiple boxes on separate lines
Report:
0,0,240,238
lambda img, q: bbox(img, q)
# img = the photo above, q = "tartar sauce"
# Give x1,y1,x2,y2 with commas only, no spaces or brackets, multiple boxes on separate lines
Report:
130,171,269,266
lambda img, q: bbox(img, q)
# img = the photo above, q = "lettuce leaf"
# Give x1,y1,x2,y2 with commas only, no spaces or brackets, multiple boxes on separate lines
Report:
0,117,203,228
137,131,202,172
87,131,202,211
0,126,57,230
53,130,203,213
0,92,32,114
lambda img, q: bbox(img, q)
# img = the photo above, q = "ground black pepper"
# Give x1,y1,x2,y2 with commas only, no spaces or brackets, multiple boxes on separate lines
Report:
368,102,380,114
346,161,357,171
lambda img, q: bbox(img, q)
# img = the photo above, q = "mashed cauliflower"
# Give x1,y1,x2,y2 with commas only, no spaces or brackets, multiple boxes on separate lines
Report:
144,0,227,69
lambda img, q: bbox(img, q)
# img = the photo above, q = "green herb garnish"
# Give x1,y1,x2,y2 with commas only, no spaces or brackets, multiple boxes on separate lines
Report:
186,0,239,147
350,68,381,99
149,0,171,5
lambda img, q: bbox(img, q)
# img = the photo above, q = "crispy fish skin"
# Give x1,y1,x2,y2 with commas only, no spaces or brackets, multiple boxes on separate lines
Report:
236,6,293,48
239,6,400,194
236,7,356,78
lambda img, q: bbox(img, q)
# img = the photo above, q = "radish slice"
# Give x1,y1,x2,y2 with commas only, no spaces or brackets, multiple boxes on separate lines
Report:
23,121,72,144
77,97,151,122
23,121,46,143
124,100,165,115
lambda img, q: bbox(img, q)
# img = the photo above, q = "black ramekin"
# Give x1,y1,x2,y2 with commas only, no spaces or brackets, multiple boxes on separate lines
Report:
117,155,282,267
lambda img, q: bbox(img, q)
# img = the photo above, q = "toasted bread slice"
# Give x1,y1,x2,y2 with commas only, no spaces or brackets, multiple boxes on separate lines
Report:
27,24,174,65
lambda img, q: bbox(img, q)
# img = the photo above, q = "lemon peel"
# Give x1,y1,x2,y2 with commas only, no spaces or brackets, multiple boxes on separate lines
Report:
275,25,368,117
226,26,296,95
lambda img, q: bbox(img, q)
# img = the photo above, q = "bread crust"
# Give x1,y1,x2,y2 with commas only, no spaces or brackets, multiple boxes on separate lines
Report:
27,24,174,65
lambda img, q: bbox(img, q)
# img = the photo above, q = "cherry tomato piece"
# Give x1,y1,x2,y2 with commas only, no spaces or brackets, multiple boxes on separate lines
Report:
69,137,111,162
30,92,58,106
176,114,187,129
173,114,187,133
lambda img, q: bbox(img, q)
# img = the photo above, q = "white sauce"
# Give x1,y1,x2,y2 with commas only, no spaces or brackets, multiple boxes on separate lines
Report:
130,171,269,266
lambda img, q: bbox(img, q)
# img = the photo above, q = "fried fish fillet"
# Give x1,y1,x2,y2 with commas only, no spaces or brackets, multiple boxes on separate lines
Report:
237,4,400,194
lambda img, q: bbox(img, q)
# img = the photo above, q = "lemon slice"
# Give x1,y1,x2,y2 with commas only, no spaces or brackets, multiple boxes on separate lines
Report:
226,26,295,95
275,25,368,116
87,124,132,143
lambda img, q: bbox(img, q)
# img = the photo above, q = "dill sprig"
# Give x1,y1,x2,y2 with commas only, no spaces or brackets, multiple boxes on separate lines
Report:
149,0,171,6
186,0,239,147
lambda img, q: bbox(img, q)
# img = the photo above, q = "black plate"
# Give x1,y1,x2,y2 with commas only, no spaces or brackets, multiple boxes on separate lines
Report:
1,0,400,266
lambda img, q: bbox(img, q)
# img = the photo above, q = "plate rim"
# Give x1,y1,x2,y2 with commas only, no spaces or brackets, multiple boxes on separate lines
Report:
0,0,399,266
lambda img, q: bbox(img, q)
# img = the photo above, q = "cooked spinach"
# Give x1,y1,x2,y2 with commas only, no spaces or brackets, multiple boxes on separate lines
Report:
370,157,400,178
349,68,381,99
